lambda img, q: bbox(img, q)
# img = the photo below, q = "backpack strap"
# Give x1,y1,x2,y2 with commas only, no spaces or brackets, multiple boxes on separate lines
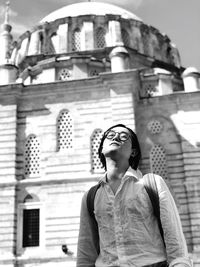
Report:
87,183,101,219
86,183,101,254
143,173,166,247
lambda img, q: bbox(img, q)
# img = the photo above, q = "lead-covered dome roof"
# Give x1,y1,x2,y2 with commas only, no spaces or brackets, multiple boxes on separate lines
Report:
12,1,181,75
40,2,142,23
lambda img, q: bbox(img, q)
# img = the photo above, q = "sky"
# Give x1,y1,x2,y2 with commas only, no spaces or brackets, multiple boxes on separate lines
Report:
0,0,199,71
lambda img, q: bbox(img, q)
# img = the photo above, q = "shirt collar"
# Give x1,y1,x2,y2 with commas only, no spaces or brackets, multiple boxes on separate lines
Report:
100,167,143,184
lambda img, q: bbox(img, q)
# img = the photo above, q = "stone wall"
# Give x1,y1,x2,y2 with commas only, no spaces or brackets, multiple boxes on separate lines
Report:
0,69,200,266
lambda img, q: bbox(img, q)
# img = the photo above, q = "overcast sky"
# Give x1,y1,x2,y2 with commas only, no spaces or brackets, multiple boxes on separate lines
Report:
0,0,199,71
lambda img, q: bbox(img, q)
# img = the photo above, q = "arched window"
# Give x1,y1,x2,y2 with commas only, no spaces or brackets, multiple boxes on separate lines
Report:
72,28,81,51
150,144,168,179
133,37,140,51
143,33,149,55
91,129,104,172
22,194,40,247
95,27,106,48
57,110,73,151
24,135,40,177
17,193,43,253
122,29,130,47
38,31,44,54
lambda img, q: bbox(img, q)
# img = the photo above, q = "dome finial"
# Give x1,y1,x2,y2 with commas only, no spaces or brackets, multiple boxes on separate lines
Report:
4,1,10,24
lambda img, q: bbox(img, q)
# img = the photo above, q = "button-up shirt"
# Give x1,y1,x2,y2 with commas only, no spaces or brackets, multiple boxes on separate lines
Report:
77,168,192,267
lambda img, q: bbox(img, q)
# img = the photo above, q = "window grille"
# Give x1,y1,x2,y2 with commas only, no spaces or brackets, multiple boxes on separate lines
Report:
141,82,157,98
96,27,106,48
57,110,73,150
122,29,130,47
172,80,184,92
147,120,163,134
23,209,40,247
39,32,44,54
150,144,168,179
89,69,100,77
24,135,40,177
143,34,149,55
72,28,81,51
91,129,104,172
58,68,72,81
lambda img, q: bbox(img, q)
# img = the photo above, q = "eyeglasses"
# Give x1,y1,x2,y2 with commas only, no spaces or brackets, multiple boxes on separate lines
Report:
105,130,130,142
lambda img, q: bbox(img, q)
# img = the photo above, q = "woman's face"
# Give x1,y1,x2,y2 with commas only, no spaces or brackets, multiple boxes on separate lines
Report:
102,126,133,161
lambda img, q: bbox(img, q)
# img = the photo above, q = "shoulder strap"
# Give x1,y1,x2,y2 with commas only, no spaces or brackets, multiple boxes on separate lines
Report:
87,183,101,219
86,183,101,254
143,173,166,247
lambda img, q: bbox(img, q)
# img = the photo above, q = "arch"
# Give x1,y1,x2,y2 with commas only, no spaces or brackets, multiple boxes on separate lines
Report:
57,109,73,151
24,134,40,177
23,194,40,203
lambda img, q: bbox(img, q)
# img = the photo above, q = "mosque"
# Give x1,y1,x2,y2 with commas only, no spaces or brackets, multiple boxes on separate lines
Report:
0,1,199,266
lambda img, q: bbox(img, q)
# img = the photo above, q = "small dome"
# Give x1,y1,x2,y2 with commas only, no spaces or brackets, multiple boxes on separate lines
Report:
110,46,129,58
40,2,142,23
154,68,171,75
182,67,200,77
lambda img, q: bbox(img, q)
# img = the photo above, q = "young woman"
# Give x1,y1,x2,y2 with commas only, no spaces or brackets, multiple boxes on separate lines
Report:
77,124,192,267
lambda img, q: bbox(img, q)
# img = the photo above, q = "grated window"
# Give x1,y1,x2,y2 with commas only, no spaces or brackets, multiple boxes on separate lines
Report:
122,29,130,47
147,120,163,134
57,110,73,150
150,144,168,179
72,28,81,51
23,209,40,247
140,81,158,98
89,69,100,77
58,68,72,81
91,129,104,172
24,135,40,177
96,27,106,48
143,33,149,55
143,83,155,96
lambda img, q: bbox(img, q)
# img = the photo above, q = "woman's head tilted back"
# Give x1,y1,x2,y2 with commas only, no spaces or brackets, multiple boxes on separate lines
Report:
98,124,141,170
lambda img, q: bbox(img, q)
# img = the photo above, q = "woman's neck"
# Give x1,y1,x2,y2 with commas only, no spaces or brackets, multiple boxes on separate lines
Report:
106,158,129,181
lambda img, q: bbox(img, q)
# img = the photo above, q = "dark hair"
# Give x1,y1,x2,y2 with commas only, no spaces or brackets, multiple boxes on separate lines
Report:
98,124,141,170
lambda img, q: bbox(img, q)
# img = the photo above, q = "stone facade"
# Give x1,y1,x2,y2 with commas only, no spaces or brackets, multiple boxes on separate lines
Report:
0,2,199,267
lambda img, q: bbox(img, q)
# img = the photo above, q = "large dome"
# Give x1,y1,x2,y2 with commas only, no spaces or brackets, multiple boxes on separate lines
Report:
12,1,181,73
40,2,142,23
